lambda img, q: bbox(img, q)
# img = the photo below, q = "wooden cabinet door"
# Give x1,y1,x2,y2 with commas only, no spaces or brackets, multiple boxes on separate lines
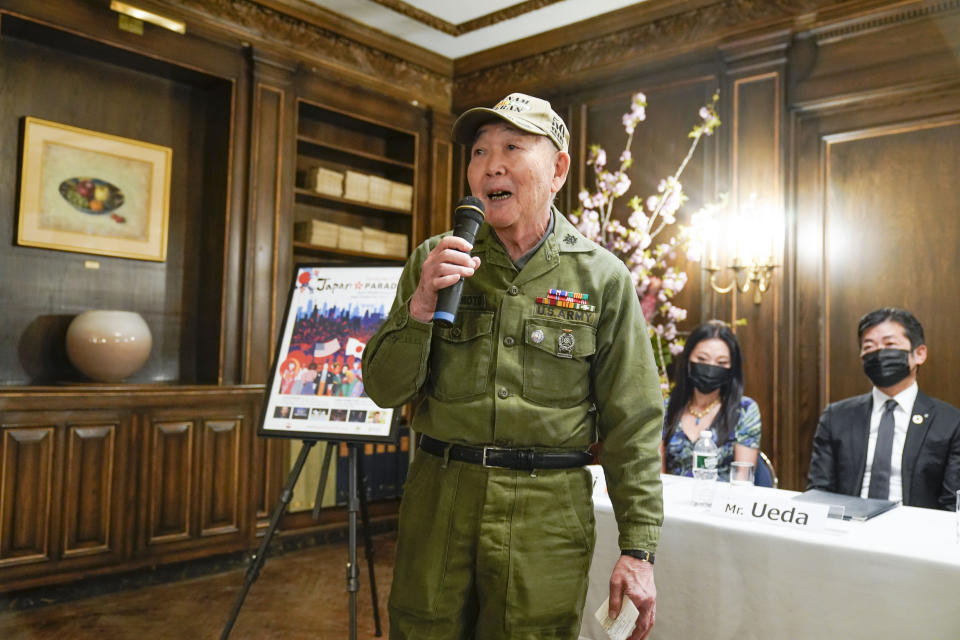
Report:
145,420,195,546
0,410,131,588
199,418,242,537
139,409,249,558
0,425,55,568
62,423,125,559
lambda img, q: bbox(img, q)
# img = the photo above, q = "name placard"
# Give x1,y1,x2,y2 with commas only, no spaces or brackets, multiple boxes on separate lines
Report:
710,492,831,532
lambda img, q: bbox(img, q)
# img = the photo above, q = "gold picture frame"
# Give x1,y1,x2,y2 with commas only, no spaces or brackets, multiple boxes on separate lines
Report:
18,117,171,261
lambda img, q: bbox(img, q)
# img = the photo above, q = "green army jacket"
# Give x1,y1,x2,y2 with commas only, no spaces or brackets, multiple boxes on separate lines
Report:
362,209,664,552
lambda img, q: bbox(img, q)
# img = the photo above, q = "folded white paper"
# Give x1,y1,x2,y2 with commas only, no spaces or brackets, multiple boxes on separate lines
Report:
594,596,639,640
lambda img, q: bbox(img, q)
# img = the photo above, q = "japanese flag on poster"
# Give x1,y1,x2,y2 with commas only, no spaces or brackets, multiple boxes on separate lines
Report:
346,337,366,359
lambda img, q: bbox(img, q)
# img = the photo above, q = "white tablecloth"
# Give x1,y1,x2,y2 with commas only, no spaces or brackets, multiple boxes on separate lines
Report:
580,470,960,640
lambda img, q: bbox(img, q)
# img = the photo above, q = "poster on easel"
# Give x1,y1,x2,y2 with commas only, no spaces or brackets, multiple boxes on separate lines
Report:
258,263,403,443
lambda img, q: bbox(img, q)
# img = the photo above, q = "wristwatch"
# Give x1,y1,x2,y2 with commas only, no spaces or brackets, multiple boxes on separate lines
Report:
621,549,655,564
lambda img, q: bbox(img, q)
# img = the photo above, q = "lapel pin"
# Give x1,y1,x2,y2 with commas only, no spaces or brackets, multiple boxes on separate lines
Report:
912,414,923,425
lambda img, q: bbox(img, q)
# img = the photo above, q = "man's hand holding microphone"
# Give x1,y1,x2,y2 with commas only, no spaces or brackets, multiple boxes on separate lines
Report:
409,196,485,325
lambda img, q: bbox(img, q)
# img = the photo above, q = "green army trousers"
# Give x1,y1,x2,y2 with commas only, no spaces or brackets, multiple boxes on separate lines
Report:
388,448,597,640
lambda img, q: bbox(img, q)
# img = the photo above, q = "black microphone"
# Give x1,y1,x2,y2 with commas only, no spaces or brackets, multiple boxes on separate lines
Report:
433,196,485,327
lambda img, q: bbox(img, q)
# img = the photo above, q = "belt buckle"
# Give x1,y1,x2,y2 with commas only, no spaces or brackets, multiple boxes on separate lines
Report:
481,445,508,468
481,446,492,468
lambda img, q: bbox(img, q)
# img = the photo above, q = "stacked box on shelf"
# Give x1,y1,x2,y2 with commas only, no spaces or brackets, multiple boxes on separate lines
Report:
361,227,388,255
390,182,413,212
294,219,339,248
367,176,392,207
338,225,363,251
343,170,369,202
384,231,409,258
310,167,344,197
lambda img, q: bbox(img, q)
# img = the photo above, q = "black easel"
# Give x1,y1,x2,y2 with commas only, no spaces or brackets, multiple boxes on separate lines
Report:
220,439,382,640
312,442,382,638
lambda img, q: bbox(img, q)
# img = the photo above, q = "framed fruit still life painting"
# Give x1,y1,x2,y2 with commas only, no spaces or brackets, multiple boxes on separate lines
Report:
17,117,171,261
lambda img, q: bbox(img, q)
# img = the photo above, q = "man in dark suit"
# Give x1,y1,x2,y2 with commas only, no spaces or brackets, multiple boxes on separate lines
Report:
807,308,960,510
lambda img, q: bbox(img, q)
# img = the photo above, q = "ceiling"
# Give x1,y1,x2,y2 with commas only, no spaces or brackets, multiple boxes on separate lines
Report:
304,0,651,59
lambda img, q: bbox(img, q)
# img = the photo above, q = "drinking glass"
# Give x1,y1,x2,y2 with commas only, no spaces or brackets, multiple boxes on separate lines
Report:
730,461,755,489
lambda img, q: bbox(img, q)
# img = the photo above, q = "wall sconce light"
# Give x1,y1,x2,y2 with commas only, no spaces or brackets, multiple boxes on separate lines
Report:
110,1,186,34
704,259,776,305
702,194,778,305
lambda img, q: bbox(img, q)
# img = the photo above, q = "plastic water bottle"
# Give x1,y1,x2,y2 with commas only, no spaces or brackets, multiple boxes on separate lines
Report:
692,429,719,507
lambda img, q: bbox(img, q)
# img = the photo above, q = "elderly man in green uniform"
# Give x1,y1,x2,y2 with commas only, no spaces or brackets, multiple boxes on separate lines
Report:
363,92,664,640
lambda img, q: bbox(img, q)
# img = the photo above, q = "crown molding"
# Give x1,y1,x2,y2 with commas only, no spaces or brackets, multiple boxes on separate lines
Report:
454,0,716,76
452,0,955,109
807,0,960,43
255,0,451,73
161,0,452,110
369,0,565,36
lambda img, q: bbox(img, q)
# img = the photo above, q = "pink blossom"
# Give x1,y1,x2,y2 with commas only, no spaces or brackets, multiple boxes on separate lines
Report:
588,146,607,168
565,90,722,390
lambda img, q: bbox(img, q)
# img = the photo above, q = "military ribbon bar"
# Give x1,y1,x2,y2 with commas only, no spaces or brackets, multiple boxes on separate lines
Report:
548,288,589,301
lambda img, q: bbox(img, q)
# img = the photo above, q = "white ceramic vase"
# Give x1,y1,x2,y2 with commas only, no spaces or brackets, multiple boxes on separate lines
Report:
65,310,153,383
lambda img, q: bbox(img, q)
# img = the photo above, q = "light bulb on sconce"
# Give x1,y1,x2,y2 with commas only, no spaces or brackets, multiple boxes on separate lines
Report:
702,194,778,305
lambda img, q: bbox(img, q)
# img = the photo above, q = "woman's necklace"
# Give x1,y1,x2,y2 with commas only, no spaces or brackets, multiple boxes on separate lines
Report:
688,398,721,425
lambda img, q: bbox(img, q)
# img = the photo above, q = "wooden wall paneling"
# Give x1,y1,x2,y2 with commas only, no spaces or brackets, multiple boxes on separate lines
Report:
429,110,455,238
791,86,960,490
146,420,194,546
199,418,243,536
822,115,960,406
789,107,828,492
0,426,56,567
244,57,294,536
411,120,426,248
220,62,251,386
558,103,582,218
190,78,236,385
253,436,278,534
244,54,294,385
720,31,789,484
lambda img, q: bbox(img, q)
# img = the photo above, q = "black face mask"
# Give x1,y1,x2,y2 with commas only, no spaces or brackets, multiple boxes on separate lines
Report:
862,348,912,388
688,362,733,393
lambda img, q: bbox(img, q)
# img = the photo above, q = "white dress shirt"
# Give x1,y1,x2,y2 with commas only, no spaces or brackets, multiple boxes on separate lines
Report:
859,382,918,502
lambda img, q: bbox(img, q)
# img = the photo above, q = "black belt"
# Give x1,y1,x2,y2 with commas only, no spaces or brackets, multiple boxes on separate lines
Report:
418,434,593,471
